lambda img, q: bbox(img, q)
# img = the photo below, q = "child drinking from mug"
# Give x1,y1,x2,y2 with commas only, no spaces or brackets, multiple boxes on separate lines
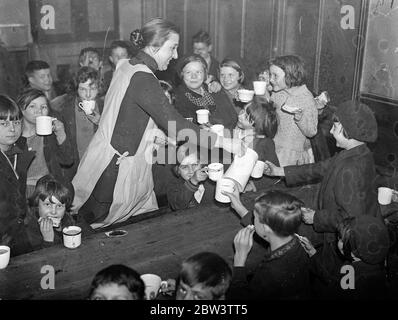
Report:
167,143,216,211
223,189,311,300
28,174,92,246
88,264,145,300
234,96,280,190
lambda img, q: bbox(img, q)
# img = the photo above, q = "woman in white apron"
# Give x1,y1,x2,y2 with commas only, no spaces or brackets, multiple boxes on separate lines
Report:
72,18,245,229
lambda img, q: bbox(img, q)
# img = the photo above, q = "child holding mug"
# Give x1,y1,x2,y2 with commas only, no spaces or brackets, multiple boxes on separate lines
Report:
16,88,73,197
167,143,216,210
27,174,92,246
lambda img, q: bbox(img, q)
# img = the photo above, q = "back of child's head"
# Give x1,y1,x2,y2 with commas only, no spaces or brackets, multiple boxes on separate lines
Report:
246,96,278,138
0,94,21,121
179,252,232,300
29,175,74,211
89,264,145,300
338,216,390,265
254,190,303,237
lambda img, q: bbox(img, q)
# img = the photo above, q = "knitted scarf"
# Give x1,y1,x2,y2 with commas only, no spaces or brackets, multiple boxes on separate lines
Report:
185,87,216,111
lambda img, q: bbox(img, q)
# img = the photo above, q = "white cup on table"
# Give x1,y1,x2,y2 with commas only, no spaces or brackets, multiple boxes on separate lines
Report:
62,226,82,249
0,245,10,269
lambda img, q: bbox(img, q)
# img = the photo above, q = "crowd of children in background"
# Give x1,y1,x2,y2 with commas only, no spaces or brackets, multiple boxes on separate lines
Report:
0,19,397,300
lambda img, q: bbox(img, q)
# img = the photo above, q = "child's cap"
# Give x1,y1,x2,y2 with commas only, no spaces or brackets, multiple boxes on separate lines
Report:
348,215,390,264
335,100,377,143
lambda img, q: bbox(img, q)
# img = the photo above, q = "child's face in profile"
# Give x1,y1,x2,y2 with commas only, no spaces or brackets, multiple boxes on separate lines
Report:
269,65,287,92
38,195,66,227
90,283,135,300
176,280,216,300
178,154,201,181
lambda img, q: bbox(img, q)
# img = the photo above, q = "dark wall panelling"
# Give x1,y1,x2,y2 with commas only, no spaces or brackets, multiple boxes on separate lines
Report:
362,95,398,169
215,0,243,61
319,0,363,105
243,0,274,83
165,0,185,56
185,0,211,53
282,0,321,92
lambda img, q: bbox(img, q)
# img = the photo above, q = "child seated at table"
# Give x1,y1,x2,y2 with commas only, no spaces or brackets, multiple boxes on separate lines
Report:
161,252,232,300
167,143,215,211
28,174,92,246
224,189,311,300
233,96,280,191
88,264,145,300
299,215,390,299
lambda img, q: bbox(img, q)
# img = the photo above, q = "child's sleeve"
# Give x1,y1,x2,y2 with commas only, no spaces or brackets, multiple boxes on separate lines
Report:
254,138,280,166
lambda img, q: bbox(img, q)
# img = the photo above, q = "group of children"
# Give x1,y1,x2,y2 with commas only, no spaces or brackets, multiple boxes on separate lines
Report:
1,22,397,301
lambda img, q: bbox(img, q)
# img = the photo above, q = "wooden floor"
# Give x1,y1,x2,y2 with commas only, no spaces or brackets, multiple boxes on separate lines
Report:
0,190,268,300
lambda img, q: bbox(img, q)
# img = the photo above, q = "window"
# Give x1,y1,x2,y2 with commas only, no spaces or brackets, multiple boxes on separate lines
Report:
360,0,398,102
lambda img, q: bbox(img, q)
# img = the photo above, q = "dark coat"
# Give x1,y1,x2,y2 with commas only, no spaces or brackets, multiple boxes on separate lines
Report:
16,117,74,185
174,83,238,130
229,235,311,300
310,245,387,299
0,144,39,256
167,174,216,211
285,144,380,233
284,144,380,279
51,93,103,181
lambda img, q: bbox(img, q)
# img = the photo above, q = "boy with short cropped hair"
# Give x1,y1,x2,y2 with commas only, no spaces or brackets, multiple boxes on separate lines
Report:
88,264,145,300
176,252,232,300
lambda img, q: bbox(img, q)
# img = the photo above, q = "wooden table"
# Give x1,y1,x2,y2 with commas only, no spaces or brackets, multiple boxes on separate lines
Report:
0,184,316,300
0,193,262,300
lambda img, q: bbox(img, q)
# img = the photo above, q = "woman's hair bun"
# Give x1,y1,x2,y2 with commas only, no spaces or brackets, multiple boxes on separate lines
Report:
130,29,144,49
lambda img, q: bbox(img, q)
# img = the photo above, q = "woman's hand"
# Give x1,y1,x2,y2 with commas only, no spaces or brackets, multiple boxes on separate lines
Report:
52,119,67,145
296,234,317,257
264,161,285,177
222,181,248,218
39,217,55,242
233,226,255,267
301,207,316,224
